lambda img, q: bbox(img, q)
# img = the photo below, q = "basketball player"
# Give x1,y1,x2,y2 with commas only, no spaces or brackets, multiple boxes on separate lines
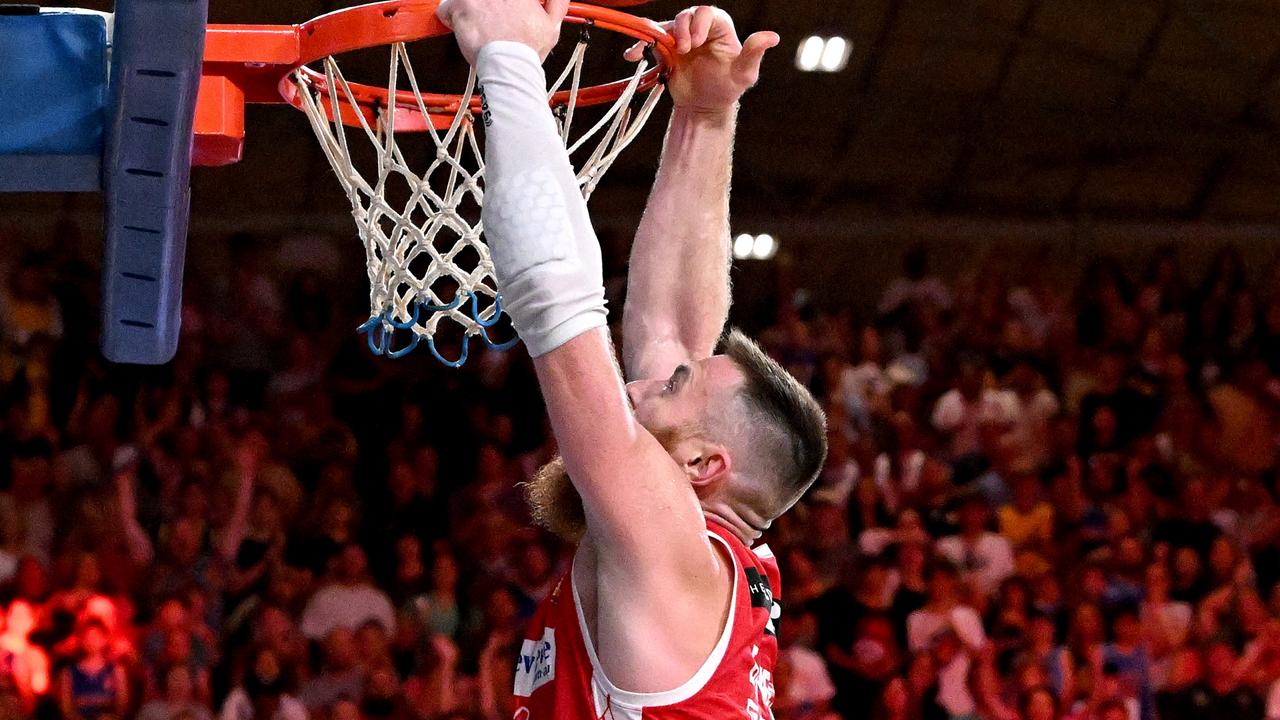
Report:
436,1,828,716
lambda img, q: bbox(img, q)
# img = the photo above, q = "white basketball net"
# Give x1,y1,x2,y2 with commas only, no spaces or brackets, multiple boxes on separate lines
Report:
293,33,665,365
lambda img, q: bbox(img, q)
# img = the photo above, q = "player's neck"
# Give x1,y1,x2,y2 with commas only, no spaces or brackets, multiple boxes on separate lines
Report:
701,506,760,546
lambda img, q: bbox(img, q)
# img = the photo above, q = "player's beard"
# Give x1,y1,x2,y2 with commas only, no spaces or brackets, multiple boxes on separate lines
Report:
523,426,692,543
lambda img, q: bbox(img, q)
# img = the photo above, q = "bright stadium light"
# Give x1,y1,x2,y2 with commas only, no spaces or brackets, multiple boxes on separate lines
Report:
733,233,780,261
797,35,851,73
796,35,824,72
752,234,777,260
820,36,850,72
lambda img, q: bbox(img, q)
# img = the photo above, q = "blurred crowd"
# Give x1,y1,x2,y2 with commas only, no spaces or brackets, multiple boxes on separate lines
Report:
0,234,1279,720
762,245,1280,720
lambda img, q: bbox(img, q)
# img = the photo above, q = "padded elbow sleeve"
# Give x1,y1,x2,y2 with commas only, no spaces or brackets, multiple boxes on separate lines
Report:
476,42,607,358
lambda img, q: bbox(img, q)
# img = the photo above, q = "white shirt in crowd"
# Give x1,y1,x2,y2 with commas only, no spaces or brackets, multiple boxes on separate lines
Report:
219,689,308,720
906,606,987,654
780,645,837,711
935,532,1015,598
931,389,1020,458
878,277,954,315
838,362,892,425
1002,389,1061,469
299,583,397,640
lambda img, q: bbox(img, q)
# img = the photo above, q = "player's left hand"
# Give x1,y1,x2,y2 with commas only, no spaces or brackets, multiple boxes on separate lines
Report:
625,6,778,114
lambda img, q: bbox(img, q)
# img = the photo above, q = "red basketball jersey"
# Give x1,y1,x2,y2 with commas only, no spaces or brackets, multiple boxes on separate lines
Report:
512,520,781,720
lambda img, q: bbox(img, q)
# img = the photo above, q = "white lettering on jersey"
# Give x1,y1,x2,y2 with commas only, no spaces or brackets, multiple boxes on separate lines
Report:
513,628,556,697
745,644,775,720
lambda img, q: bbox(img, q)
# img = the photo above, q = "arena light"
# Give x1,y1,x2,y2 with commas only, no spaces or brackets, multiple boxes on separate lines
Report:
820,36,850,72
733,233,780,261
796,35,850,73
752,233,777,260
796,35,825,72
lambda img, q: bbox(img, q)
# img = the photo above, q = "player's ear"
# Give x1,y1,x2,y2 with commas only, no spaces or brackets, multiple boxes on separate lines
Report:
685,443,731,489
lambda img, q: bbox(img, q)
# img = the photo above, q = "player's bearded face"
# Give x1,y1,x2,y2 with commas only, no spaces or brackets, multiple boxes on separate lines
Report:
524,425,693,543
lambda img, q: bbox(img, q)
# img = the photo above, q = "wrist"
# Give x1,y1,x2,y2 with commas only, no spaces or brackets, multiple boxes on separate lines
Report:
475,40,545,79
670,102,738,125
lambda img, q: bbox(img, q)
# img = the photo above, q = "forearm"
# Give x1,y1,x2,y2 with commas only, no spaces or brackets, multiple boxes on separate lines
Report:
123,523,154,566
477,42,607,358
623,107,735,379
114,464,155,565
218,469,255,562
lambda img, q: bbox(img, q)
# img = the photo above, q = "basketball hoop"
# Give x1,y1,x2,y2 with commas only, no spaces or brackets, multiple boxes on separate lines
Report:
195,1,675,366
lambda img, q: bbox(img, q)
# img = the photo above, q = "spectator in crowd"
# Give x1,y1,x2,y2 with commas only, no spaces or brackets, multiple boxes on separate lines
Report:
1098,605,1154,720
218,646,305,720
137,664,213,720
775,606,839,720
0,254,64,348
143,596,213,702
0,599,49,713
297,628,364,711
907,562,988,718
931,356,1012,461
298,546,395,642
998,474,1053,562
58,619,128,720
1156,640,1264,720
936,492,1015,600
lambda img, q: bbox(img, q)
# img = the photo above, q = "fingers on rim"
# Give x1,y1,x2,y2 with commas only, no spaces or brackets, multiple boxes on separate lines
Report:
672,10,693,53
623,40,646,61
544,0,570,22
689,5,715,47
435,0,454,25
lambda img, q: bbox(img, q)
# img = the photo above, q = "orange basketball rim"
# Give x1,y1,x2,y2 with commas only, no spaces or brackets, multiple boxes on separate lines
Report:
194,0,676,166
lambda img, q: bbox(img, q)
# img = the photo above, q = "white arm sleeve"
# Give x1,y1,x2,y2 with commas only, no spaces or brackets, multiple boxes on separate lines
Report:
476,41,607,358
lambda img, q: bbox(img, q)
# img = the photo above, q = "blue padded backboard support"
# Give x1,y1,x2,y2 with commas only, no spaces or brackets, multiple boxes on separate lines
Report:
101,0,207,364
0,7,109,191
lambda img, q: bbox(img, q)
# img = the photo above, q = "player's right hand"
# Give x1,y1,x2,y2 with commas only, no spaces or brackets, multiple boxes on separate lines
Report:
436,0,569,65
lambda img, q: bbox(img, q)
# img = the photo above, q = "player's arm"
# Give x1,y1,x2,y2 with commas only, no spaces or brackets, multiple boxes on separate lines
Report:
532,329,711,561
622,7,777,381
437,0,717,566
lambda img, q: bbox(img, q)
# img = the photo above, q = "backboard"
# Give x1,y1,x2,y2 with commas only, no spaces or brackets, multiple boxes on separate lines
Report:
0,0,208,365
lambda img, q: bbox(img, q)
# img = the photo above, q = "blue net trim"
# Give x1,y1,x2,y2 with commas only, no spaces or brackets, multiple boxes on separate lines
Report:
357,292,520,367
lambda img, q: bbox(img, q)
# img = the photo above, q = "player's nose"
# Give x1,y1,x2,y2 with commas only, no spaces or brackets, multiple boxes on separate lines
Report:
625,381,642,409
625,379,663,410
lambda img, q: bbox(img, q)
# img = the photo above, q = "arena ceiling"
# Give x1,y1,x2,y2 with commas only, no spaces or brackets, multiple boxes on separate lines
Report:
673,0,1280,223
18,0,1280,227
